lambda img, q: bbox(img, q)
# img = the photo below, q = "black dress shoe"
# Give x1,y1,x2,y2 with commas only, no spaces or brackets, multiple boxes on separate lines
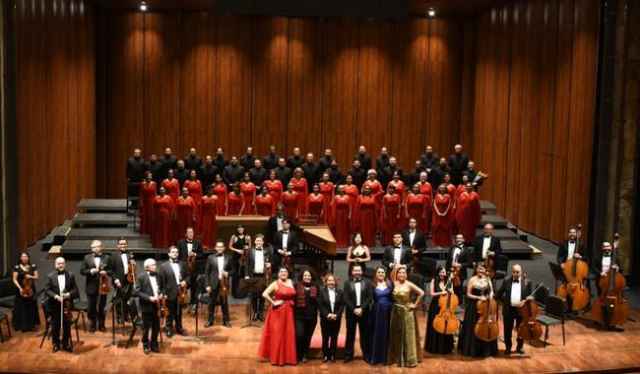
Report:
143,346,150,355
52,345,60,353
330,356,336,362
151,344,160,353
98,325,106,332
322,356,329,363
515,347,525,355
223,321,231,328
176,329,187,336
343,357,352,363
301,357,308,363
63,345,73,353
89,325,96,333
165,328,174,338
504,348,512,355
205,321,214,327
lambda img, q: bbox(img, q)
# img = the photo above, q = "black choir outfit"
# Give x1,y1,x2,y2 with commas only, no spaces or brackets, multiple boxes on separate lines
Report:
158,259,189,335
80,252,112,331
223,163,245,185
294,281,319,362
127,155,147,199
177,238,205,307
343,277,374,361
134,271,162,352
204,252,234,326
447,152,469,185
318,286,344,361
45,270,79,350
12,264,40,332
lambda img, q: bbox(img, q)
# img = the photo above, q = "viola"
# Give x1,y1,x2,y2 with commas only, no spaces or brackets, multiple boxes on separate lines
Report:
433,276,460,335
99,265,111,295
62,297,74,321
187,253,197,274
484,253,496,279
218,274,230,303
451,263,462,288
21,274,34,298
556,224,590,311
517,282,545,341
127,259,136,285
178,283,189,306
158,295,169,320
474,293,499,342
592,233,629,327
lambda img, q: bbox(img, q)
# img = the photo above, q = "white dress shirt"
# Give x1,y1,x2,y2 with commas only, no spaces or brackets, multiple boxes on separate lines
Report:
57,274,66,294
170,261,181,283
602,256,612,273
482,237,492,259
187,242,193,256
510,279,522,306
94,256,102,269
217,256,225,279
149,274,159,297
328,288,336,313
393,247,402,264
276,217,284,232
567,242,576,259
409,230,416,246
354,282,362,307
452,246,462,264
282,232,289,250
121,253,129,275
254,248,265,274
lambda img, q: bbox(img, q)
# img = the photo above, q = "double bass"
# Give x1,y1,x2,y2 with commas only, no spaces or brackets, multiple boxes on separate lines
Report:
475,292,499,342
517,282,545,341
556,224,590,311
433,274,460,335
592,233,629,327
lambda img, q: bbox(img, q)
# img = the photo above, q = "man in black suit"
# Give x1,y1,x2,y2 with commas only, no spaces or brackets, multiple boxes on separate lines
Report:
301,153,319,189
343,264,373,362
199,155,219,191
381,156,404,187
204,241,234,327
174,159,189,188
134,258,163,354
176,227,204,312
473,223,502,262
110,238,135,324
348,159,366,189
45,257,79,352
146,153,164,185
263,144,279,170
244,235,272,321
557,227,585,264
160,147,178,180
249,159,268,186
126,148,146,205
354,145,372,172
80,240,112,332
267,204,287,245
448,144,470,185
318,273,344,362
287,147,305,170
318,148,334,175
274,157,292,186
496,264,534,355
273,219,299,273
376,147,390,176
446,234,474,299
223,156,245,186
420,145,439,171
158,246,189,337
402,218,427,253
184,147,203,172
383,233,412,273
240,146,256,170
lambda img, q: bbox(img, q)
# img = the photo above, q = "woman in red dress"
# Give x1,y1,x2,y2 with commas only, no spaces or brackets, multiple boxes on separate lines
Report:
362,169,383,213
162,169,181,204
212,174,228,216
417,172,433,233
405,184,428,235
432,184,455,247
200,187,218,249
306,184,326,223
455,182,482,243
381,185,403,245
340,174,360,212
330,186,352,247
240,172,257,215
318,172,335,217
152,187,174,248
354,186,378,247
281,184,300,221
175,187,197,242
139,173,157,235
259,267,297,366
184,170,203,229
263,170,284,207
255,187,276,217
290,168,308,215
443,173,457,197
227,184,245,216
387,171,406,200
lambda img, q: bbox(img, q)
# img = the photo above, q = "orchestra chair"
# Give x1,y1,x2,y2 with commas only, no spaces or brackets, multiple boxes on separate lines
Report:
0,309,11,342
195,274,212,337
72,299,88,332
536,295,567,347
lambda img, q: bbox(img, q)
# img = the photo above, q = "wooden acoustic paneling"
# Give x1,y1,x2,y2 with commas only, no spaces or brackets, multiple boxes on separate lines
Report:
96,13,466,197
14,0,96,249
469,0,599,242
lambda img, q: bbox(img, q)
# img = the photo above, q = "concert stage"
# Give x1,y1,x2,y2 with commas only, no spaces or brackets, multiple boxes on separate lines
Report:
0,305,638,374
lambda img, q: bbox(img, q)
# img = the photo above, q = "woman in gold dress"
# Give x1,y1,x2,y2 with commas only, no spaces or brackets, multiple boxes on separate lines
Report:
387,265,424,367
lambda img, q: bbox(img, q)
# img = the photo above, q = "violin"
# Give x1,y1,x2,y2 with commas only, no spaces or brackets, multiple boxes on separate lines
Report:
433,275,460,335
187,253,197,273
178,283,189,306
474,287,499,342
451,263,462,288
62,297,73,321
556,224,590,311
517,282,545,341
99,264,111,295
127,258,136,285
21,273,34,298
592,233,629,327
484,253,496,279
218,274,230,303
158,295,169,320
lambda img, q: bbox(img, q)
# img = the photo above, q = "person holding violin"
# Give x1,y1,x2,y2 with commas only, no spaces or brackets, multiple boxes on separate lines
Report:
446,234,474,301
228,225,251,298
109,238,135,325
134,258,163,354
12,252,40,332
424,266,455,355
244,234,273,322
45,257,79,352
158,246,189,337
204,241,234,327
496,264,534,355
177,227,204,314
80,240,112,333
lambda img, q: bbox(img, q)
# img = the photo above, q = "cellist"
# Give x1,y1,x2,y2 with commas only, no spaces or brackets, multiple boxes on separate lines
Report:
496,264,534,355
556,225,590,314
592,240,628,331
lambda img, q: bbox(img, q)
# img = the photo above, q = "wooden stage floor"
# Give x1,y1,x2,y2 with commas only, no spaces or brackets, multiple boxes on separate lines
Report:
1,305,639,374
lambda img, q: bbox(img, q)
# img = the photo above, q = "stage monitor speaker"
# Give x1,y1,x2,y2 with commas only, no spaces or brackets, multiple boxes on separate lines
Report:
215,0,409,19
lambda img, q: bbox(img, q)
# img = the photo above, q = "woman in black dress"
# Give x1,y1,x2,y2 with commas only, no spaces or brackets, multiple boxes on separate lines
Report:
346,232,371,277
425,266,455,354
228,225,251,298
294,269,319,363
458,264,498,357
12,252,40,332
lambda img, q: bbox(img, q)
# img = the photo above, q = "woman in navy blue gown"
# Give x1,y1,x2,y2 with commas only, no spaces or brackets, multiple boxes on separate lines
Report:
368,266,393,365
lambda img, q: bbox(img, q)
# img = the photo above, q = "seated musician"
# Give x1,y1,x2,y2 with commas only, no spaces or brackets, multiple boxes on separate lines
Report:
158,246,189,337
473,224,502,262
45,257,79,353
109,238,135,324
134,259,162,354
273,219,299,273
204,241,234,327
177,227,204,313
244,234,272,321
446,234,474,300
496,264,534,355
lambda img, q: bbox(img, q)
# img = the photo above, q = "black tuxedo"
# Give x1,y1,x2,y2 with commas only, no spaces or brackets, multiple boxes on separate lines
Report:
382,245,412,272
447,153,469,185
496,276,534,351
80,253,112,327
272,230,299,271
473,235,503,262
134,272,161,348
177,238,204,306
342,278,373,360
318,287,345,359
402,229,426,250
557,240,586,264
267,215,286,245
244,246,273,318
445,245,474,276
45,270,79,348
204,253,234,324
159,260,189,332
109,252,135,321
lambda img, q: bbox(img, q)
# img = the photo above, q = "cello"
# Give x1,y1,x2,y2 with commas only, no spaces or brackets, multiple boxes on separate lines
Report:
433,274,460,335
556,224,590,311
592,233,629,328
474,287,499,342
517,282,545,341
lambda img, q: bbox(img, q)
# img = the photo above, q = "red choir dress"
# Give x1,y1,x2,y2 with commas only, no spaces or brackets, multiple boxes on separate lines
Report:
240,181,257,215
388,179,406,200
256,194,276,217
455,191,481,243
418,181,434,233
263,179,283,207
406,192,428,235
139,181,157,235
281,191,299,221
381,193,403,245
258,281,297,366
432,193,454,247
200,195,218,249
331,194,352,247
290,178,308,215
152,194,174,248
212,183,228,216
354,195,378,247
455,184,466,202
175,196,197,242
306,193,326,223
227,192,244,215
162,178,180,204
445,183,457,198
363,179,384,212
342,184,360,211
184,179,203,229
318,182,335,217
445,183,457,232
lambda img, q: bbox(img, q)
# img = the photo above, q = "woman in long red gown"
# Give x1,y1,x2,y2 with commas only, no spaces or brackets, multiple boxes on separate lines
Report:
354,186,378,247
240,172,257,215
227,184,245,216
443,173,457,197
318,173,335,217
306,184,326,223
289,168,308,215
212,174,228,216
381,185,403,245
281,184,299,221
162,169,180,204
405,184,428,235
139,173,157,235
175,187,197,242
152,187,174,248
417,172,433,234
255,187,276,217
455,183,482,243
387,171,406,200
330,186,352,247
184,170,203,230
362,170,383,213
432,184,455,247
455,175,471,202
200,187,218,249
340,174,359,212
263,170,284,207
258,267,297,366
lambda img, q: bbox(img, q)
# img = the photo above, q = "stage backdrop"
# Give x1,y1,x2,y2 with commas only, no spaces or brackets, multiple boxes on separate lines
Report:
95,13,470,198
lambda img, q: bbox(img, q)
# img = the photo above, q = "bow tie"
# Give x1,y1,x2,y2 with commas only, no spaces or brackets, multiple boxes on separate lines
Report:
149,272,157,276
513,279,520,284
255,248,263,251
216,254,224,257
57,271,65,275
186,240,193,243
171,259,179,263
569,240,576,244
353,279,362,283
394,246,401,249
603,253,612,257
94,255,102,258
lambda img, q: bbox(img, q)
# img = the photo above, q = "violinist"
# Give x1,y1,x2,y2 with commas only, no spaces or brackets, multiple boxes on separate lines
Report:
446,234,473,300
109,238,134,324
134,259,162,354
458,263,497,358
45,257,79,353
158,246,189,337
12,252,40,332
80,240,112,332
204,241,234,327
496,264,534,355
244,234,273,321
177,227,204,313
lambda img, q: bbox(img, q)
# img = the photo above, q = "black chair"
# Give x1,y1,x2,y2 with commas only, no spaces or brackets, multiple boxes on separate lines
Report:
548,262,565,291
72,300,88,332
0,277,16,309
0,310,11,342
534,285,550,307
536,295,566,347
39,300,82,349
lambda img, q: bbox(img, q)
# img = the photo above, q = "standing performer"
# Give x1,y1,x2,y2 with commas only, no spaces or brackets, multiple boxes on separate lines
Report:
200,187,218,249
473,224,502,262
388,265,424,367
139,173,157,235
152,187,175,249
12,252,40,332
204,241,234,327
273,219,298,273
381,185,403,246
362,170,383,214
446,234,473,300
456,182,481,243
281,184,300,221
274,158,292,187
177,227,204,313
447,144,469,185
264,170,284,207
287,147,305,171
199,155,218,191
127,148,147,206
417,172,433,233
306,184,326,223
80,240,111,332
496,264,534,355
557,226,585,264
343,264,373,363
368,267,393,365
240,172,257,215
330,186,352,247
184,170,203,227
354,186,378,247
223,157,245,186
294,269,319,363
383,233,412,273
388,171,406,200
109,239,135,324
424,267,455,355
228,225,251,299
244,235,272,321
161,169,180,203
341,174,360,209
405,184,429,236
458,264,498,357
402,218,427,256
134,259,162,354
346,233,371,275
212,174,228,216
256,187,276,217
158,246,189,337
318,173,336,215
226,183,245,216
432,184,455,247
318,273,344,363
290,168,309,215
175,187,197,241
45,257,79,352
